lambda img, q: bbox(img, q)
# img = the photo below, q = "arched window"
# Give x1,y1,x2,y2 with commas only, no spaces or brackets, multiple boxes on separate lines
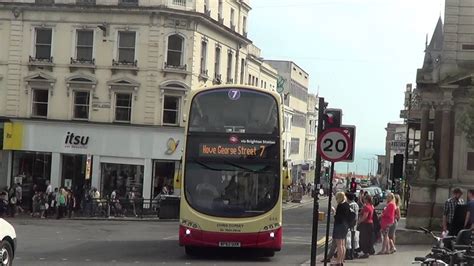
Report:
167,34,184,68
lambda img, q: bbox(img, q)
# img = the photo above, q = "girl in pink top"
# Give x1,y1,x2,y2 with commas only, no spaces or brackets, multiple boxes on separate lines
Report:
378,193,396,255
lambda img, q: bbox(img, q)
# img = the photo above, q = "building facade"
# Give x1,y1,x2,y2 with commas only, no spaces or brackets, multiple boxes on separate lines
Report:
263,60,312,184
405,0,474,229
0,0,279,204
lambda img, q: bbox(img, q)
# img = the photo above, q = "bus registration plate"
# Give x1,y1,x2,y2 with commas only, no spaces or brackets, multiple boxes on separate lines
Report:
219,242,241,247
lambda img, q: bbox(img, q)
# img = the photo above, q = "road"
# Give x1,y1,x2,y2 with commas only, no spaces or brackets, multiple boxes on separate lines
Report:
7,197,329,266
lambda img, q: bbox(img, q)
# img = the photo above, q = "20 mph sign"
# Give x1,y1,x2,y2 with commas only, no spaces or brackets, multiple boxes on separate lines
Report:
317,128,352,162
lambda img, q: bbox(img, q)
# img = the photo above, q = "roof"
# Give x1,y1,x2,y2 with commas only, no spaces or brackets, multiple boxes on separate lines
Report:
427,17,444,51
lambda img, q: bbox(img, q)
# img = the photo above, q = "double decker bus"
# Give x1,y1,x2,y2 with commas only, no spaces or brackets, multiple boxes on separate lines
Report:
179,85,283,256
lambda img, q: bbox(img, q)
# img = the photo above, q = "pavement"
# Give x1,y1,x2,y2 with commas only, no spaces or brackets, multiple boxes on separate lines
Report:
306,243,431,265
5,195,329,265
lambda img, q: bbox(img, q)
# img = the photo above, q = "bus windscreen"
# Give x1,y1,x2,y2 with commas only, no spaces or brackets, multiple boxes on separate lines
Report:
188,89,279,135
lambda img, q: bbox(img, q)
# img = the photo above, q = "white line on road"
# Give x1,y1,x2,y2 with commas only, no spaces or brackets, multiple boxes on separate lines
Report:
163,235,178,240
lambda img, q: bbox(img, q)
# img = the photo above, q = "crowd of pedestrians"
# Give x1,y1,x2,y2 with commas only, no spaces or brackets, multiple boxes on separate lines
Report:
323,190,401,265
0,181,146,219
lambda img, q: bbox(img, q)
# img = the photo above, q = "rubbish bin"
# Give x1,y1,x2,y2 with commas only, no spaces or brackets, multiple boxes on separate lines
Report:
159,196,180,219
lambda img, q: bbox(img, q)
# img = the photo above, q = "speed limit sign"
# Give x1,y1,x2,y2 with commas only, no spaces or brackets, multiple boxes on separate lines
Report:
317,128,352,162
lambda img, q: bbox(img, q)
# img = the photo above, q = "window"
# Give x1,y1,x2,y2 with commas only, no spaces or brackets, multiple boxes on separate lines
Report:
119,0,138,6
34,28,52,60
248,74,251,85
240,59,245,84
218,0,223,21
256,78,259,87
264,81,267,89
215,46,221,76
76,0,95,4
73,91,90,120
117,31,136,64
75,30,94,62
163,95,180,125
36,0,54,4
167,34,185,68
115,93,132,122
243,16,247,35
290,80,308,101
32,89,49,117
226,51,233,82
292,113,306,128
230,8,235,28
290,138,300,154
284,114,292,132
261,80,264,88
200,41,207,75
468,152,474,171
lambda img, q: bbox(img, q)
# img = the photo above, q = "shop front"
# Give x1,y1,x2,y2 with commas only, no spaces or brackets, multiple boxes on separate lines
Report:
2,120,184,206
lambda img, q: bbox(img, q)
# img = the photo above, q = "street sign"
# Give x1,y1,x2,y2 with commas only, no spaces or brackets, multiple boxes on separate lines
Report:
341,125,356,163
317,128,352,162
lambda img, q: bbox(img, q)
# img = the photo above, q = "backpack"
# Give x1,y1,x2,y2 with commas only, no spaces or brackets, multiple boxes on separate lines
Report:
347,207,357,228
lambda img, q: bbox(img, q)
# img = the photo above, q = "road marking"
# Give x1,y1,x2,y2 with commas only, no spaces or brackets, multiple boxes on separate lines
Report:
163,235,178,240
62,258,68,261
39,258,46,260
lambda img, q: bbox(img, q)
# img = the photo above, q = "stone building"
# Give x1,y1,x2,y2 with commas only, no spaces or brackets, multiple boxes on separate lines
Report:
406,0,474,228
0,0,278,203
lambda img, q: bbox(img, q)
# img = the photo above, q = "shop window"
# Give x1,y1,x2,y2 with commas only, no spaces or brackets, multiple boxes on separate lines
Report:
73,91,90,120
32,89,49,118
152,161,176,198
61,154,89,199
12,151,52,210
115,92,132,122
101,163,144,199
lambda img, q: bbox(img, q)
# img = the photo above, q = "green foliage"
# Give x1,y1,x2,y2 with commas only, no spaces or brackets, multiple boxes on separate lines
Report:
459,99,474,148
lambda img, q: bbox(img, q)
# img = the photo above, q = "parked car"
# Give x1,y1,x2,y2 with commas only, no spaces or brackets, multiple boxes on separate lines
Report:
0,218,16,266
365,186,383,206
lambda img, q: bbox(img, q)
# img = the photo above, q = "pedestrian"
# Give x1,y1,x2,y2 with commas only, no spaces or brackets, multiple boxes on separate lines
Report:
358,194,375,258
67,190,76,218
127,188,138,217
389,194,401,253
57,188,66,219
332,192,352,265
39,192,46,219
464,189,474,229
8,187,17,217
442,188,464,235
0,191,8,217
358,190,365,208
378,193,396,255
15,183,24,214
346,192,359,260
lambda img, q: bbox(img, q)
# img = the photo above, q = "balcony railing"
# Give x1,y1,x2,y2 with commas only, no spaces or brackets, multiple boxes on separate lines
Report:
29,56,53,64
213,73,222,84
71,57,95,65
167,0,194,11
112,59,138,68
36,0,54,4
164,62,187,71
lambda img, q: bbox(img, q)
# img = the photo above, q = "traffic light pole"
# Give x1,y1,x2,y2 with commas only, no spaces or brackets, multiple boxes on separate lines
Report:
309,97,325,266
323,162,335,266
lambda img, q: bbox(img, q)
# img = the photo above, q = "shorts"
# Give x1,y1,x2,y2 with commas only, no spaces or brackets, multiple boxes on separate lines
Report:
388,220,398,238
381,224,392,236
333,223,349,240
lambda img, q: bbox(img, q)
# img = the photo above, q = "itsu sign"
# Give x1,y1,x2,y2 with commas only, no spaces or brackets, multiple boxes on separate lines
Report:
64,132,90,149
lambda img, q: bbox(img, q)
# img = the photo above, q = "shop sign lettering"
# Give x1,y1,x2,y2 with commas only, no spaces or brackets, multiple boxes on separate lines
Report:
65,132,89,149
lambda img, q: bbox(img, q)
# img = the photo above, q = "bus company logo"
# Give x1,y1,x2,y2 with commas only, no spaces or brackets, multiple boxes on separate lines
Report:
229,135,239,144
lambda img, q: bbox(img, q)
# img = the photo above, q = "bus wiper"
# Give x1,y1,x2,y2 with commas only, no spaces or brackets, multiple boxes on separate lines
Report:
193,159,231,171
221,160,270,173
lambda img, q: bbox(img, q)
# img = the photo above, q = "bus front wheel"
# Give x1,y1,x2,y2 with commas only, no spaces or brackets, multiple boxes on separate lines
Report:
262,249,275,257
185,246,198,256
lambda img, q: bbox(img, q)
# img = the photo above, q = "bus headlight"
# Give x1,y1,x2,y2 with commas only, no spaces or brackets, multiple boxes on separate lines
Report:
185,229,191,236
270,232,275,238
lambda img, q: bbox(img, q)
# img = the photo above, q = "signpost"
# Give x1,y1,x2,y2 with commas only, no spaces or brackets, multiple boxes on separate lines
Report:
309,101,356,266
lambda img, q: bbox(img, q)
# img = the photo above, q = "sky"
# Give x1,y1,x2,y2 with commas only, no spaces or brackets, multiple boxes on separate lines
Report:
248,0,445,174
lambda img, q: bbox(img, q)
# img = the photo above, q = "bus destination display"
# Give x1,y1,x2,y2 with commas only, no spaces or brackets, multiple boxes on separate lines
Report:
199,143,272,158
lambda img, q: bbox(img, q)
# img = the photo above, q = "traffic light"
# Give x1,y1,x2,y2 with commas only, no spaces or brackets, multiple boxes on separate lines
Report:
350,177,357,193
323,108,342,130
